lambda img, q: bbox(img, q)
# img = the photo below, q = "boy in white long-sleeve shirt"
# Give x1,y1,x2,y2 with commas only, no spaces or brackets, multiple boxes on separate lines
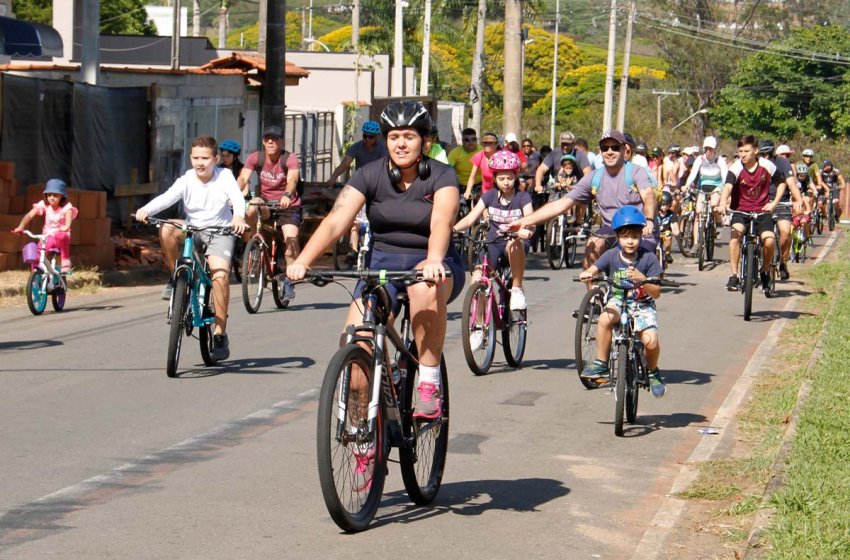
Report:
136,135,247,360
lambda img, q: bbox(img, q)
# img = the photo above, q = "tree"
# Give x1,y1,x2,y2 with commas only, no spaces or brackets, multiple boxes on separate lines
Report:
12,0,157,34
711,25,850,140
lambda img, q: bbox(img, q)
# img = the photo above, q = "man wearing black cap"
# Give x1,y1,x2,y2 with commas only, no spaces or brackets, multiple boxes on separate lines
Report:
534,131,592,193
510,129,657,268
237,125,302,302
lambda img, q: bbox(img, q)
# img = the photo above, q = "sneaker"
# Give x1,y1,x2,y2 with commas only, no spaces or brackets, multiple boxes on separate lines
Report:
161,281,175,300
648,368,666,398
779,262,790,281
725,275,739,292
211,333,230,361
581,359,610,380
413,382,442,420
760,271,771,294
469,329,484,351
351,442,376,492
509,287,527,310
282,278,296,301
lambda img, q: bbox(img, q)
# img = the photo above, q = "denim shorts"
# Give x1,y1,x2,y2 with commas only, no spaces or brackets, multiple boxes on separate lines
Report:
353,247,466,315
605,297,658,332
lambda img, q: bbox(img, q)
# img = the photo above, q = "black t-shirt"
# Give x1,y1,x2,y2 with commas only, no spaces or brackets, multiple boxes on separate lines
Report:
766,156,794,200
348,157,459,253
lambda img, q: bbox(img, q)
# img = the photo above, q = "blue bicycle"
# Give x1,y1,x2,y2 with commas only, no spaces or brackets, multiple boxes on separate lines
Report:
146,218,234,377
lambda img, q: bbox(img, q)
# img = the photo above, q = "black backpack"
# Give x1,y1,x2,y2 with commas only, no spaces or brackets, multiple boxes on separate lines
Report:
256,149,305,198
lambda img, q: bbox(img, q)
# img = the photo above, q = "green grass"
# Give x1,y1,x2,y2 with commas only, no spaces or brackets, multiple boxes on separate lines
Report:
764,247,850,558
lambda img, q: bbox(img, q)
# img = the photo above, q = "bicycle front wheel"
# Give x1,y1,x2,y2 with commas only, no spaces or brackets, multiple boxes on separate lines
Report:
26,269,48,315
678,215,694,256
316,344,387,532
706,219,716,262
565,232,578,268
166,275,190,378
626,353,640,424
697,220,706,271
828,204,835,231
546,218,565,269
614,342,629,437
241,238,266,314
574,287,605,389
815,212,823,235
400,353,450,505
461,281,496,375
743,243,755,321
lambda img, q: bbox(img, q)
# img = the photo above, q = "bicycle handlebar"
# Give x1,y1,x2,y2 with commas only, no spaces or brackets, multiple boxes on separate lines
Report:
17,230,48,241
142,216,236,236
573,274,680,289
304,269,452,287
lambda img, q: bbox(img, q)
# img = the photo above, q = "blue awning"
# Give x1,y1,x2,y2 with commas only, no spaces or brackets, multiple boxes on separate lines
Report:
0,16,63,57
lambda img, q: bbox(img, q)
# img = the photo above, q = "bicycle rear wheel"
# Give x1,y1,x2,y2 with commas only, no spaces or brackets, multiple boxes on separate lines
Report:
706,219,716,262
332,233,353,271
51,281,66,312
626,353,640,424
241,238,266,314
678,215,694,257
546,218,565,269
199,286,217,366
316,344,386,532
613,342,629,437
574,287,605,389
400,353,449,505
815,211,823,235
502,283,527,367
166,275,190,378
26,269,48,315
743,243,755,321
461,281,496,375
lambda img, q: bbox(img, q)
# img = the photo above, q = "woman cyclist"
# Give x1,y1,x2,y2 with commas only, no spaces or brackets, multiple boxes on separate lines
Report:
463,132,501,202
452,150,534,310
218,140,244,179
287,100,465,422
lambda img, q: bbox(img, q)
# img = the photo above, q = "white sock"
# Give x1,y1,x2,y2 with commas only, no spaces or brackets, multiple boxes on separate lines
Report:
418,364,441,389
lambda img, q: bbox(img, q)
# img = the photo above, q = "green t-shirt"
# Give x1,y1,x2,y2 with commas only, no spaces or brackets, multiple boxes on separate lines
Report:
447,144,482,186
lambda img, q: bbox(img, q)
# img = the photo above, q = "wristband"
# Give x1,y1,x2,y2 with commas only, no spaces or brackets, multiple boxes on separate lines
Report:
282,192,293,199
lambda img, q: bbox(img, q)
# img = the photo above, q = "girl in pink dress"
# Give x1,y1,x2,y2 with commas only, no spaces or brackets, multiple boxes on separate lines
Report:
13,179,78,272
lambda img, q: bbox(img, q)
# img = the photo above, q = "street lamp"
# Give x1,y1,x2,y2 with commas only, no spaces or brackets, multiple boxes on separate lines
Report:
671,108,708,131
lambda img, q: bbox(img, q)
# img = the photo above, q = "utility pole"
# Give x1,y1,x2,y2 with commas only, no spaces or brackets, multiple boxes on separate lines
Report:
264,0,286,130
351,0,360,47
503,0,522,136
308,0,314,48
171,0,181,70
615,1,635,131
549,0,560,147
602,0,618,132
218,1,227,49
393,0,403,95
81,0,100,84
192,0,200,37
419,0,432,96
652,90,679,129
258,0,267,53
469,0,487,133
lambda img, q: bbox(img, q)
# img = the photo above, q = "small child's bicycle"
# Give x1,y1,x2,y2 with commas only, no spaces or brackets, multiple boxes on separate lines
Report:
19,230,68,315
147,218,234,377
576,274,679,437
459,232,528,375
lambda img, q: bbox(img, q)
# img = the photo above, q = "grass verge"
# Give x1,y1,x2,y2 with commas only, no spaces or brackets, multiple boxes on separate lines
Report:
674,233,849,557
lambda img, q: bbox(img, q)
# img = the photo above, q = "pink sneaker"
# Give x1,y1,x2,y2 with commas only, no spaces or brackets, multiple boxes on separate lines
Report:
413,382,442,420
351,442,376,492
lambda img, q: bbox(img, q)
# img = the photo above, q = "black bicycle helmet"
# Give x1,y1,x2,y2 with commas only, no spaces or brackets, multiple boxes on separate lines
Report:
661,191,673,206
379,100,433,137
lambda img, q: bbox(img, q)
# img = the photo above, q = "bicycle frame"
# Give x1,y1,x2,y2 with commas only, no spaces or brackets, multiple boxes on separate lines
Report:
171,231,215,330
473,240,513,332
250,202,283,275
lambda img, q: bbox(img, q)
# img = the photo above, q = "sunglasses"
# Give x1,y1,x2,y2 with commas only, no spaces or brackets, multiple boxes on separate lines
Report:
600,143,622,153
363,134,376,139
561,142,573,147
482,141,497,146
463,136,477,142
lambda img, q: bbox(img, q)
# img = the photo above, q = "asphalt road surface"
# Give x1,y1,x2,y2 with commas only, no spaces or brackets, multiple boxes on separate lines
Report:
0,231,826,559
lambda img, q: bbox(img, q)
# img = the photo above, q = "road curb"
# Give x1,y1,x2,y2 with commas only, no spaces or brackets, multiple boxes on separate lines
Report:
630,229,840,560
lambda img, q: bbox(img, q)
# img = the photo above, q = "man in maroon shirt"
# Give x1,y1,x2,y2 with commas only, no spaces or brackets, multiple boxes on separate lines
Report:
720,135,787,294
237,125,302,301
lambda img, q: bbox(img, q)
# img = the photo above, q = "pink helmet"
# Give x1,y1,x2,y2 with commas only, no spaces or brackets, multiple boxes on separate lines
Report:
488,150,521,172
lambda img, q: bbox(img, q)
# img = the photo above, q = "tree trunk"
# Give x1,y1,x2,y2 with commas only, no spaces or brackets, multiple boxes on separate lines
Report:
502,0,522,136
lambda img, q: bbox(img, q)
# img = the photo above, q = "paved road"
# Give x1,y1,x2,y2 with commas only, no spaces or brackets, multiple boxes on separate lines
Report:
0,232,825,559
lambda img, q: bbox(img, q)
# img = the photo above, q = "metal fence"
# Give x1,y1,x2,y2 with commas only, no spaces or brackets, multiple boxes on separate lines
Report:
284,111,335,183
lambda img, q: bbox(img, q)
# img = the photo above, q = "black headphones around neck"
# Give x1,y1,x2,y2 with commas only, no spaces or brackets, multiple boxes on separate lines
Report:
388,156,431,186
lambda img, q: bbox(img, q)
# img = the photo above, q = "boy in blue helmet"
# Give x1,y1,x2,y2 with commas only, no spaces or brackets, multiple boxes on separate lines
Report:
579,205,666,397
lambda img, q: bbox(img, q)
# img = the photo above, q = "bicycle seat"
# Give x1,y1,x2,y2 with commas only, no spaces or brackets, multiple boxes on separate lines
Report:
47,247,61,254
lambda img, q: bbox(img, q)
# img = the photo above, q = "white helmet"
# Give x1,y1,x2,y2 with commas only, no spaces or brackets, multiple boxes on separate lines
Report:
802,148,814,157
